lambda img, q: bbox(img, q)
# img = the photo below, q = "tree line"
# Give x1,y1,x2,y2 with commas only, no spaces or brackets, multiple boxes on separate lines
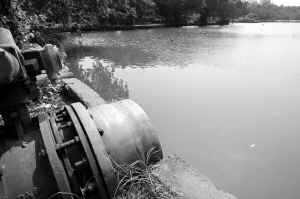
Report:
245,1,300,21
1,0,300,47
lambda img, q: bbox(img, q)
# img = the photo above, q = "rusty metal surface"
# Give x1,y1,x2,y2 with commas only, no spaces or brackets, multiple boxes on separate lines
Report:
38,113,72,197
71,102,118,198
65,105,109,199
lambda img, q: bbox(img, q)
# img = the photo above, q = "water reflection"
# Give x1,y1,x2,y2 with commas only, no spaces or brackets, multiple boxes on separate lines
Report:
62,24,300,199
62,36,155,68
69,56,129,102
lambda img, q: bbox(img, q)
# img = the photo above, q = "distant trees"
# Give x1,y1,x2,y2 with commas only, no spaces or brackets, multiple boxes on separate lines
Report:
135,0,157,21
198,0,300,24
199,0,245,25
154,0,206,25
236,1,300,21
1,0,300,46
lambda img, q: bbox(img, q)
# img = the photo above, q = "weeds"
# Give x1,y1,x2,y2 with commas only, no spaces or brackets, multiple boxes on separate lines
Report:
114,148,179,199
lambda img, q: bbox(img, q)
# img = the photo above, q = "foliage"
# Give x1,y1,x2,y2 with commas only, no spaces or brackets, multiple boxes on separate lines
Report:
236,13,260,22
135,0,157,21
230,0,300,21
154,0,206,25
0,0,30,48
199,0,242,25
200,0,300,25
2,0,300,46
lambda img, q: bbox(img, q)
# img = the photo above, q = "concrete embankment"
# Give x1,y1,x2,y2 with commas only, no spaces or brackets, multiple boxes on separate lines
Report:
62,77,237,199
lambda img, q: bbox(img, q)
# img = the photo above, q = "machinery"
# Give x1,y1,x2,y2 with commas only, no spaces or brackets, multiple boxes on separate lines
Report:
0,27,62,139
0,28,163,198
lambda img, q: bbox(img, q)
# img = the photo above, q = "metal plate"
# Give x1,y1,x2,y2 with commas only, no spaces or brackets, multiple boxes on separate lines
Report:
65,105,108,199
38,113,72,197
71,103,118,198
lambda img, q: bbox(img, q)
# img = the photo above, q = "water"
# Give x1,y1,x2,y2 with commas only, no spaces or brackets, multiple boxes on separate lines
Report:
62,23,300,199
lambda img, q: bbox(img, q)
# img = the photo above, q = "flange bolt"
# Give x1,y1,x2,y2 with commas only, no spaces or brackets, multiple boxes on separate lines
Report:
0,49,5,58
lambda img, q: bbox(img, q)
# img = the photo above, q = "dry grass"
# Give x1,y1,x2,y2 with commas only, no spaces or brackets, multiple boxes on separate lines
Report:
113,148,180,199
26,78,68,118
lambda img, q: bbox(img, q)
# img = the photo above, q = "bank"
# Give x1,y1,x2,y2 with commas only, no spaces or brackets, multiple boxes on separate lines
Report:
58,75,237,198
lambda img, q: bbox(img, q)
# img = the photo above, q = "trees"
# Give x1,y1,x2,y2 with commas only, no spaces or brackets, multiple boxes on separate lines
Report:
134,0,157,21
243,1,300,21
0,0,30,47
199,0,244,25
217,0,236,24
154,0,205,25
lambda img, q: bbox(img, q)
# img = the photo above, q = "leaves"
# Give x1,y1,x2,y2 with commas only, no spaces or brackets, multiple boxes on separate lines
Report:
26,78,67,117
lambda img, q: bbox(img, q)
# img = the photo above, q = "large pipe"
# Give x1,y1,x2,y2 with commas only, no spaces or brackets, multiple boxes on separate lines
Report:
0,48,21,83
0,28,22,83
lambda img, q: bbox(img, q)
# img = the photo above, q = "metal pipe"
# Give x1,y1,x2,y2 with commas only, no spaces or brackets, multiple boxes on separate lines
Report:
0,28,18,47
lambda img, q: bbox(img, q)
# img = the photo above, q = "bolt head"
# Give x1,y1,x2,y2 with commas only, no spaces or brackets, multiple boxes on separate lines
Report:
40,149,47,157
0,50,5,58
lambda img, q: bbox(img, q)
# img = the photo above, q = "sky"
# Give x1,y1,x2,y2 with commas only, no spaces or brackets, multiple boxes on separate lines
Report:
271,0,300,6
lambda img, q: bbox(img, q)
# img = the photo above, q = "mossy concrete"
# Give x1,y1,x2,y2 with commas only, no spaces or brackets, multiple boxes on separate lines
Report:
62,78,105,108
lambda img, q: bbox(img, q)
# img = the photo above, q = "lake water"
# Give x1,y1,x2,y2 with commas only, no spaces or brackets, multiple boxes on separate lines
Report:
62,23,300,199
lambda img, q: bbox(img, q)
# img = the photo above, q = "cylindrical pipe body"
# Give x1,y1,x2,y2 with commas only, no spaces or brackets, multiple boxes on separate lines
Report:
0,48,21,83
88,99,163,166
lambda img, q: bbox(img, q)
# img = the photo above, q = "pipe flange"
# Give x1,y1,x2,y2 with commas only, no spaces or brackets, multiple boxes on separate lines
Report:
64,105,109,198
38,113,72,195
71,103,119,198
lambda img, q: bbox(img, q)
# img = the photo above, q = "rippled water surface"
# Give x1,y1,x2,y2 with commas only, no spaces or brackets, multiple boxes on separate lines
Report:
63,23,300,199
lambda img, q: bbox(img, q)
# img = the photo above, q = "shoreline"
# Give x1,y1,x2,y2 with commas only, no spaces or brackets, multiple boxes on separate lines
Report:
39,23,167,34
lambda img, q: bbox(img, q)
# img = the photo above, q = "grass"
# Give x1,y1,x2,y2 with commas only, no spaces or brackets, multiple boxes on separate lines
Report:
113,148,179,199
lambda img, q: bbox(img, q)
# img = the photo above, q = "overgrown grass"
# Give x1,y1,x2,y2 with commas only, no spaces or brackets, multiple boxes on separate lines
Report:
113,148,179,199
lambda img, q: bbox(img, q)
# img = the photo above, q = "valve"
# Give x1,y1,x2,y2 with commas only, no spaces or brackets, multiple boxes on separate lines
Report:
0,28,64,138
